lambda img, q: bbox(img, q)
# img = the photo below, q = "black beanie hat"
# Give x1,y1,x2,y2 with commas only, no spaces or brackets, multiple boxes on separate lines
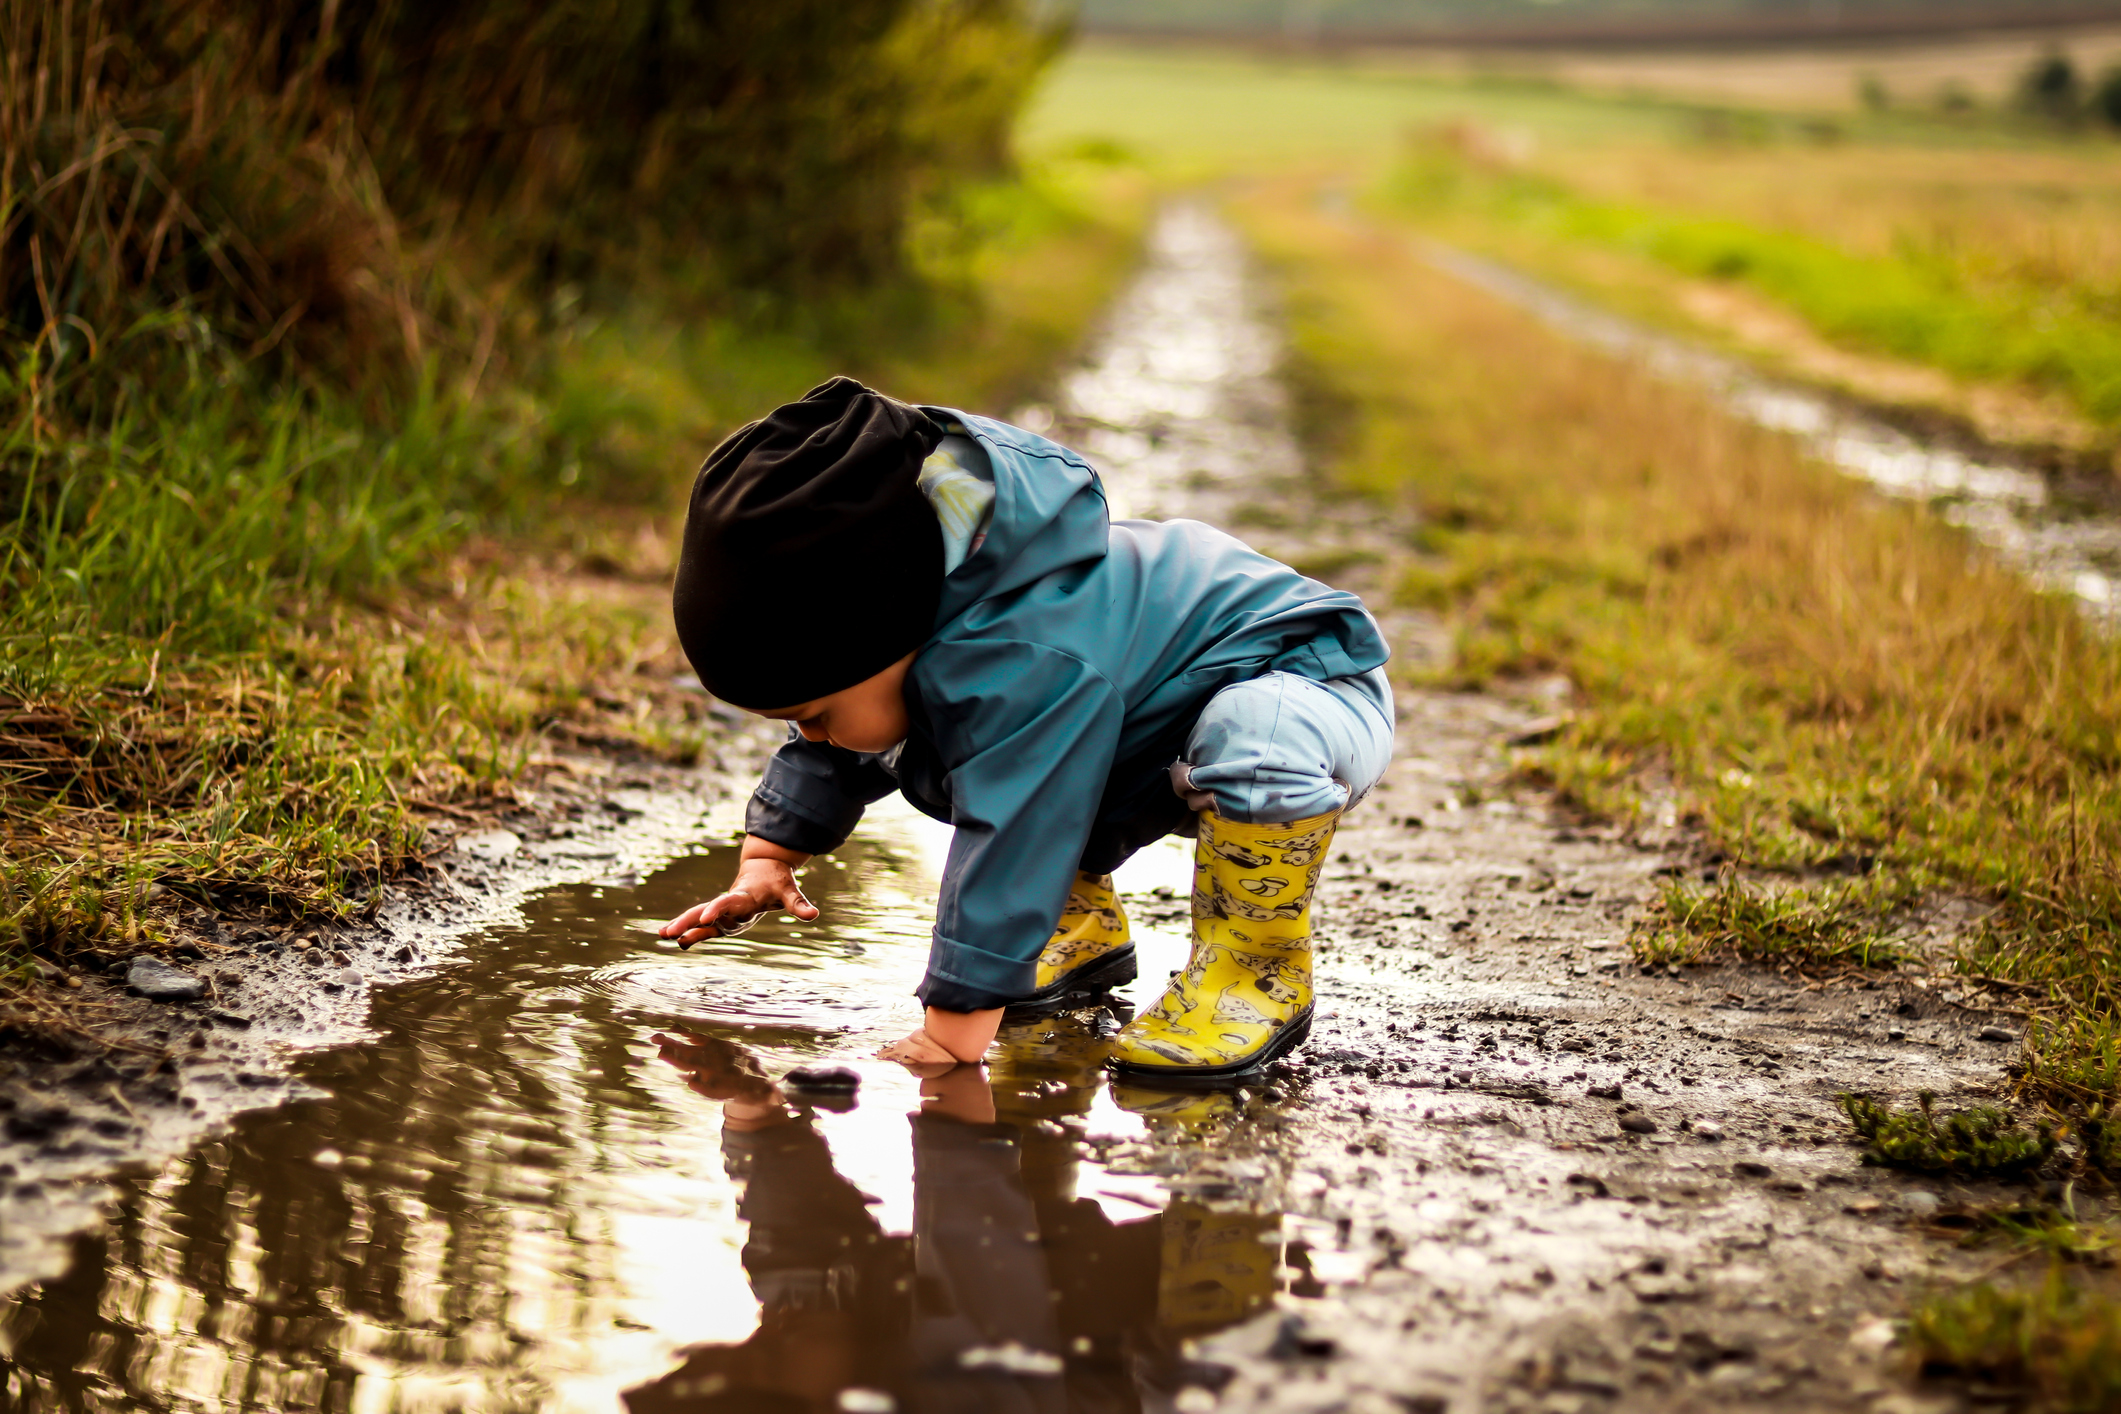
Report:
672,377,945,710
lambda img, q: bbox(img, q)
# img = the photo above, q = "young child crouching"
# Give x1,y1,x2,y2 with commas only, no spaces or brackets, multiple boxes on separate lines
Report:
659,378,1393,1082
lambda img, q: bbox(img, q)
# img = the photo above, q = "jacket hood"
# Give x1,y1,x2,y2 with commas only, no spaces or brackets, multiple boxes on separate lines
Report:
918,409,1112,628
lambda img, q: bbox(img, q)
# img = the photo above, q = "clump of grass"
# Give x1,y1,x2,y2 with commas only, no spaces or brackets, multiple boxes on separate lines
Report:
1632,876,1915,970
1840,1091,2057,1177
2079,1105,2121,1175
1944,1203,2116,1263
0,864,170,964
1908,1270,2121,1413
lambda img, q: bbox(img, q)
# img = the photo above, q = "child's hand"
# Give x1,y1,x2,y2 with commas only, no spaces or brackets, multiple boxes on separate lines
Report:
660,843,817,948
877,1007,1004,1070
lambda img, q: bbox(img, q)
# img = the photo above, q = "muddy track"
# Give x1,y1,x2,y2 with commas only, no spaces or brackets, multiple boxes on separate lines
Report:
1039,203,2032,1414
0,202,2045,1414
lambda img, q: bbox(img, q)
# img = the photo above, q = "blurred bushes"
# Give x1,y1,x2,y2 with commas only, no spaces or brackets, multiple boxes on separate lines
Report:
0,0,1065,414
0,0,1067,646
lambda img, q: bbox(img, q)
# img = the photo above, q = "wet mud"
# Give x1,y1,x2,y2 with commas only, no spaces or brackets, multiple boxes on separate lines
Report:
0,205,2037,1414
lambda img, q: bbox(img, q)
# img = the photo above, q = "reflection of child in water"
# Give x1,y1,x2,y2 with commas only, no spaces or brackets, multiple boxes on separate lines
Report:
656,378,1392,1081
626,1031,1278,1414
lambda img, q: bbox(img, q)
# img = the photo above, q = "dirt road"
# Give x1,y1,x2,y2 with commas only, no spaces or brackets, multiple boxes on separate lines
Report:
0,203,2034,1414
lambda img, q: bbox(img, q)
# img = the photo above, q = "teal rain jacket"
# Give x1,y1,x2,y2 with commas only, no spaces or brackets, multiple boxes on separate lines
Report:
744,410,1389,1011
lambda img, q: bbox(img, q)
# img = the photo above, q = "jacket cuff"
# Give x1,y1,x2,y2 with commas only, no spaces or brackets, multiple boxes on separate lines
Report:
915,931,1038,1012
744,791,852,856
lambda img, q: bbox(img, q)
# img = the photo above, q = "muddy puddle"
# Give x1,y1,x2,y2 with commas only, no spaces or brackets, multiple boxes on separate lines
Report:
0,800,1289,1412
1423,243,2121,630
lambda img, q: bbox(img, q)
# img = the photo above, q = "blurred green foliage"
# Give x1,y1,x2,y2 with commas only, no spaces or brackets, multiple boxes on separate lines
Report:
0,0,1063,399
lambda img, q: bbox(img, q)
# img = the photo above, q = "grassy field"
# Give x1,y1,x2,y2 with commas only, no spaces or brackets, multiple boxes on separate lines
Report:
1030,45,2121,456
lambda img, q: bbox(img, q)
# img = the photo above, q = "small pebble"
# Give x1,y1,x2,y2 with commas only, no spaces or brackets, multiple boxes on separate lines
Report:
303,949,325,966
1733,1160,1773,1179
1693,1121,1725,1141
1588,1084,1623,1100
1900,1191,1941,1218
783,1065,861,1093
1977,1026,2019,1044
336,967,364,988
1619,1114,1658,1134
126,956,207,1003
331,950,351,966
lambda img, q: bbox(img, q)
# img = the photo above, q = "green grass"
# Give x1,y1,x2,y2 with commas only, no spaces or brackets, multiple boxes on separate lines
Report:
1386,148,2121,428
1909,1270,2121,1413
1840,1091,2058,1177
1022,46,1701,170
1633,875,1918,970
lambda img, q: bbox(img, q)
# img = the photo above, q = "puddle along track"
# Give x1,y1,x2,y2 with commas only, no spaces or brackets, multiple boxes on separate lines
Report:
0,205,2040,1414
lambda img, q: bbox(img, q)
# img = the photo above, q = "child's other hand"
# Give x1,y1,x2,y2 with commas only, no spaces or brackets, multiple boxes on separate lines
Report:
876,1007,1004,1070
659,852,817,948
876,1028,961,1073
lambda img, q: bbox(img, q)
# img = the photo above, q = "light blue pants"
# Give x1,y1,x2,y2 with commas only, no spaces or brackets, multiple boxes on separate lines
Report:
1177,666,1395,823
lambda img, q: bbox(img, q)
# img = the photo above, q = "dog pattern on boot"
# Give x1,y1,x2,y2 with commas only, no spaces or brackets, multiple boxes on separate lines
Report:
1111,807,1338,1075
1036,871,1130,991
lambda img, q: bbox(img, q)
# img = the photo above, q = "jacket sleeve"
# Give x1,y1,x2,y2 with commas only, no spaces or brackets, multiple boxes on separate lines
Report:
913,640,1125,1012
745,729,903,856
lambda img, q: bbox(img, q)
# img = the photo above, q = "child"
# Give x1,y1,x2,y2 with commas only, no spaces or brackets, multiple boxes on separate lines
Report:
659,378,1393,1083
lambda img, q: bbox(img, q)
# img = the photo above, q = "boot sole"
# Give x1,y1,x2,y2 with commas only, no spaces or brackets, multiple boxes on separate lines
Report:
1106,1005,1313,1088
1002,944,1139,1019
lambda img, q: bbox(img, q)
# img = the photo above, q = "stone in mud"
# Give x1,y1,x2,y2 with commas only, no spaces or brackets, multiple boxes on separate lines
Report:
1588,1083,1623,1100
335,967,364,989
783,1065,861,1093
1733,1160,1773,1179
127,956,206,1003
1976,1025,2019,1043
1619,1113,1658,1134
1693,1121,1725,1141
4,1107,71,1142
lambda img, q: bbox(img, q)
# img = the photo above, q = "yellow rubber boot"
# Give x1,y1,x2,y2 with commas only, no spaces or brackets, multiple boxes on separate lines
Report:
1107,808,1337,1083
1005,871,1137,1016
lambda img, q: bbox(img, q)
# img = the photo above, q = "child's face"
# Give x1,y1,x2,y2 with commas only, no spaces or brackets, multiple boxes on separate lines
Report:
752,652,915,754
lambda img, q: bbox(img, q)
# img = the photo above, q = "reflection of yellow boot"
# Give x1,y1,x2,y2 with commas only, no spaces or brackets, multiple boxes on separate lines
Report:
1007,871,1137,1016
1108,808,1336,1083
1158,1199,1280,1332
1108,1080,1240,1127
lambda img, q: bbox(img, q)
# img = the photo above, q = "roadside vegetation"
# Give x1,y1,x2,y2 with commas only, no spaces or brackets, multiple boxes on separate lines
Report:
0,2,1145,1011
1385,120,2121,452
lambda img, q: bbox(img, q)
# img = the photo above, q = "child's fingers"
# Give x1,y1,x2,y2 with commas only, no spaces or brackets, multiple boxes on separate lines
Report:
657,902,709,937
